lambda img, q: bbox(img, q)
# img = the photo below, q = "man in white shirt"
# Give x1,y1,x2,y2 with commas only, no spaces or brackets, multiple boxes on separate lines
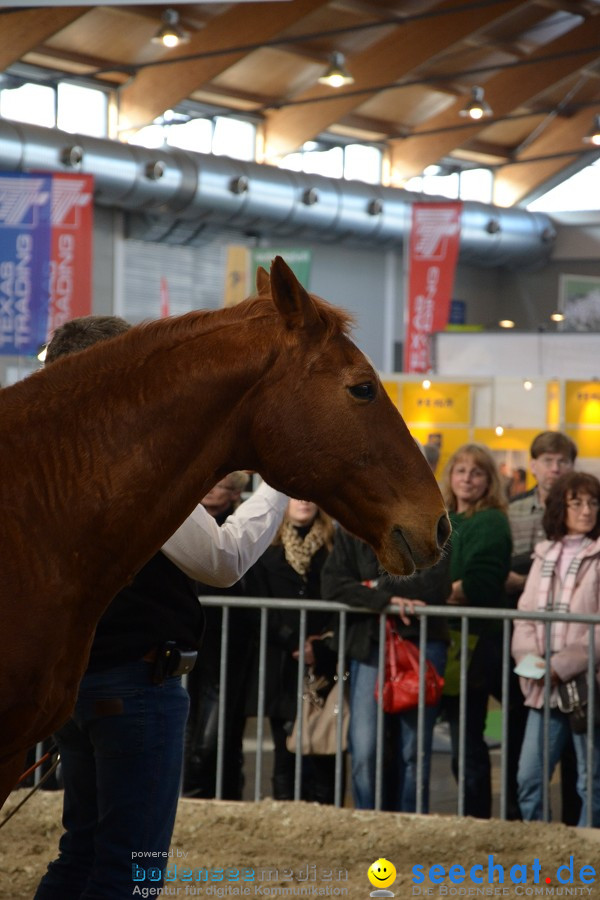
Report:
35,316,287,900
163,476,286,586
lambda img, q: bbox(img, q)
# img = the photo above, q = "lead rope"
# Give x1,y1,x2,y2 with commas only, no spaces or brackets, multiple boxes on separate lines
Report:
0,748,61,831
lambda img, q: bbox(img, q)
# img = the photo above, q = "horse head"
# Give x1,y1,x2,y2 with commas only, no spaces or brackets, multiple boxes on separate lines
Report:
247,256,450,576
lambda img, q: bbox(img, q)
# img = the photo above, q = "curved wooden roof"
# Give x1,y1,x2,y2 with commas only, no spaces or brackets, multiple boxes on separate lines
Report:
2,0,600,207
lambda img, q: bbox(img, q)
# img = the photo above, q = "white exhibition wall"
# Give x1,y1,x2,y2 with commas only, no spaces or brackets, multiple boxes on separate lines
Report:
433,332,600,380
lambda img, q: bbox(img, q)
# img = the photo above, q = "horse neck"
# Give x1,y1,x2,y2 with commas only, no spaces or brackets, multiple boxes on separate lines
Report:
6,312,270,608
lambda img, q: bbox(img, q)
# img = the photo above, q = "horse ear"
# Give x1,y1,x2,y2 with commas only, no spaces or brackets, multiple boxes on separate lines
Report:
255,266,270,296
269,256,320,330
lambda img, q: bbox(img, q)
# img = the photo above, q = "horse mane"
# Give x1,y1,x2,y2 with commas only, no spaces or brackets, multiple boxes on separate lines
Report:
7,289,356,416
75,294,355,373
141,290,354,341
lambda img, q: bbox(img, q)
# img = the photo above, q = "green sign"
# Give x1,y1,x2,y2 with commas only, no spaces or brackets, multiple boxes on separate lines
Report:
251,249,311,290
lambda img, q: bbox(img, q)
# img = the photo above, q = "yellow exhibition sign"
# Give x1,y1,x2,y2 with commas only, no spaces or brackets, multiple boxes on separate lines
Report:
401,383,470,425
566,427,599,459
565,381,600,426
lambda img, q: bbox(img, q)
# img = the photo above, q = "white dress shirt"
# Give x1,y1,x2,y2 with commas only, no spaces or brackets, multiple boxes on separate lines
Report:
162,481,288,587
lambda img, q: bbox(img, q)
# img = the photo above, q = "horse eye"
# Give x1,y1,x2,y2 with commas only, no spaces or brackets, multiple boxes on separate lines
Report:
348,382,376,401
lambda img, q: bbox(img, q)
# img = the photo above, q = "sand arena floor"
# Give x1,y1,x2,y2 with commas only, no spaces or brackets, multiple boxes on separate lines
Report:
1,791,599,899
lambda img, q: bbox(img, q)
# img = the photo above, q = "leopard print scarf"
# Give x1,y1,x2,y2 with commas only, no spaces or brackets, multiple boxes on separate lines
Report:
280,517,327,578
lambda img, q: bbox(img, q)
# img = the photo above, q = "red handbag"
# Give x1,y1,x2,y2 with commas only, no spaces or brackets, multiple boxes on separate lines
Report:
375,618,444,713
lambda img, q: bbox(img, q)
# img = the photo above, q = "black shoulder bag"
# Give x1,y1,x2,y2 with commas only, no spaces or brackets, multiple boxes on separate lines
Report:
557,673,600,734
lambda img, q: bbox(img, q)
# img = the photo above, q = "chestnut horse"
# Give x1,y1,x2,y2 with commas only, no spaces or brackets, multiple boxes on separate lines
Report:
0,257,449,808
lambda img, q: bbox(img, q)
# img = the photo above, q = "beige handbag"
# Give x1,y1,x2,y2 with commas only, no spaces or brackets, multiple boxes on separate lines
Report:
286,669,349,756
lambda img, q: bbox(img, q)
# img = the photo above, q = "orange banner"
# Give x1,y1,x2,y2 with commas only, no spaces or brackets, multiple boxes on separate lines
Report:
404,202,462,373
47,174,94,338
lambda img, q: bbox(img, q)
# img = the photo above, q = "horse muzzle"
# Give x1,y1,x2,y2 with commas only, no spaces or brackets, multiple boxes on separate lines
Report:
380,514,451,576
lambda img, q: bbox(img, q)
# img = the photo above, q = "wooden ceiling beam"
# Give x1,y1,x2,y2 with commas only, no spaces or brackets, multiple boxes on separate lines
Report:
388,13,600,183
262,0,524,159
188,82,271,108
493,104,600,205
545,0,594,14
326,0,399,18
117,0,328,133
460,138,513,159
0,8,87,70
22,43,115,76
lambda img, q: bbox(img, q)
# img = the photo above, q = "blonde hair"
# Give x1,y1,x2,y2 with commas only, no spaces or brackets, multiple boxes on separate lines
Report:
440,443,508,517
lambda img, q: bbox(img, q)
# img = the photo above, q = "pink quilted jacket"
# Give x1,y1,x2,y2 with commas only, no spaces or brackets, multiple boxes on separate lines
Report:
511,536,600,709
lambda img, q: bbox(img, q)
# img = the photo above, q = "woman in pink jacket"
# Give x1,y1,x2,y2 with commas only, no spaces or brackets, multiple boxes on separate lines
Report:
512,471,600,826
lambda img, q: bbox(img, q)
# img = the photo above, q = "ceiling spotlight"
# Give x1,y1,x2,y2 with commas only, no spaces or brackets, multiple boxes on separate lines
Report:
523,380,533,391
459,86,493,120
550,311,565,322
318,52,354,88
582,114,600,147
152,8,190,48
498,319,515,329
495,425,504,437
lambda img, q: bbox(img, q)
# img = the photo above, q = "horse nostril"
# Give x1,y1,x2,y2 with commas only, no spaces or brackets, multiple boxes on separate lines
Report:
437,513,451,548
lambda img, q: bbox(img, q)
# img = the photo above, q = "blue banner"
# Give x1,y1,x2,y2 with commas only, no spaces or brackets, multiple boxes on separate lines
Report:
0,172,52,356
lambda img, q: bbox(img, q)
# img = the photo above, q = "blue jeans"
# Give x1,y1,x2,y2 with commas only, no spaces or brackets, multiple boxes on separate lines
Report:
518,707,600,827
348,640,447,812
35,661,190,900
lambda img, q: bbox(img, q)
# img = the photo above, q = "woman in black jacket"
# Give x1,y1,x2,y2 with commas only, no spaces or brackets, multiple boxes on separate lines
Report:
321,528,450,812
246,500,337,802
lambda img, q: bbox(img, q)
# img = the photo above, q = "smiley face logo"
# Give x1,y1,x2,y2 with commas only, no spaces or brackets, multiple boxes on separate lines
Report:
367,858,397,890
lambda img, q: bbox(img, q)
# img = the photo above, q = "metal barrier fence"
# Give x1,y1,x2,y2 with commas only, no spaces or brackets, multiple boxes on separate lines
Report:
197,596,600,825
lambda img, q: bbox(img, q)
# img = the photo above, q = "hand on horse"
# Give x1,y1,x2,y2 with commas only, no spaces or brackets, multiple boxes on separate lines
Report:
389,596,426,626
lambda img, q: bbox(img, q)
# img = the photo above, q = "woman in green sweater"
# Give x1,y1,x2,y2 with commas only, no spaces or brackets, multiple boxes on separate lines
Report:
440,443,512,818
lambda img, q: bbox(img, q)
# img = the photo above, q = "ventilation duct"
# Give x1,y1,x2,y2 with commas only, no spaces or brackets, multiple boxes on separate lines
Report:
0,120,556,267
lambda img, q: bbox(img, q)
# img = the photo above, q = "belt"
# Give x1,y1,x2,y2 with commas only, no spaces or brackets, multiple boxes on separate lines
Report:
142,643,198,683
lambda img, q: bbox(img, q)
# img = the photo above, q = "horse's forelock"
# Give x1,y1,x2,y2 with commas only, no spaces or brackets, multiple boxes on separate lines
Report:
242,293,355,339
313,297,355,338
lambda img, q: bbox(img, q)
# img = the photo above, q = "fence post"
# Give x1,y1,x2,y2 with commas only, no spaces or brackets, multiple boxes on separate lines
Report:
254,607,269,802
215,605,229,800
